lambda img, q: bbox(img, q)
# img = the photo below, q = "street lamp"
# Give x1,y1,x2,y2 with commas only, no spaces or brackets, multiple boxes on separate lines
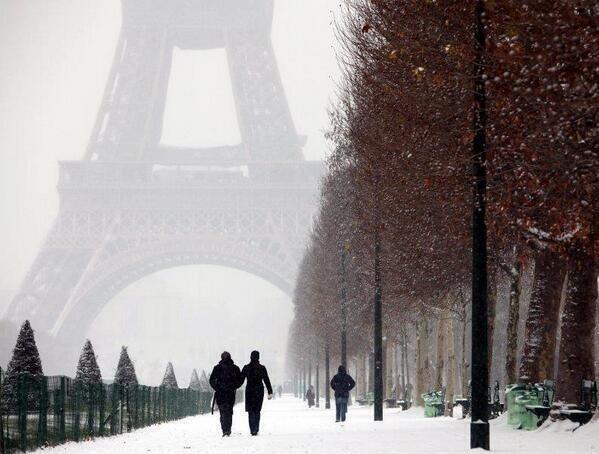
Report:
373,225,383,421
470,0,490,450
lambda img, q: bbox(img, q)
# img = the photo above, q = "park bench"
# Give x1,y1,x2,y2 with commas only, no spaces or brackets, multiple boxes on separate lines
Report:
397,399,409,411
452,381,471,418
384,398,397,408
356,392,374,406
453,397,470,417
556,380,597,426
508,379,598,430
451,381,504,419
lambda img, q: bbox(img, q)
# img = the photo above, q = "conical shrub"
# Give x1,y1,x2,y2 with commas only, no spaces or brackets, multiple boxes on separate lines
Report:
189,369,201,391
75,339,102,384
2,320,44,409
199,370,210,392
114,346,138,386
161,362,178,389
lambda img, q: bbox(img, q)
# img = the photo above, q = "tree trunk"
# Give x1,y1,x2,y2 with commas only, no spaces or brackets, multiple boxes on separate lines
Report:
316,357,320,407
415,321,425,405
487,267,497,375
368,351,375,394
399,337,406,399
446,318,456,403
359,354,367,398
325,343,331,409
435,318,445,390
505,253,523,384
295,370,298,397
403,333,411,402
461,313,469,397
354,361,359,401
519,247,566,383
385,341,394,399
423,319,433,394
393,341,399,398
556,249,597,403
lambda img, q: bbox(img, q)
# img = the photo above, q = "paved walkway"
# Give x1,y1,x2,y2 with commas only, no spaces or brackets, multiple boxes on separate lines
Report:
35,396,599,453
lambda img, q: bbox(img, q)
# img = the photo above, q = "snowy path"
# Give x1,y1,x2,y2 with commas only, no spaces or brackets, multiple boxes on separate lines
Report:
36,396,598,454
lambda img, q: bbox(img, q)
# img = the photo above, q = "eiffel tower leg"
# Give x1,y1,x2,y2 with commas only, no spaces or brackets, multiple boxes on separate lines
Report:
5,240,96,335
226,29,302,161
87,25,172,161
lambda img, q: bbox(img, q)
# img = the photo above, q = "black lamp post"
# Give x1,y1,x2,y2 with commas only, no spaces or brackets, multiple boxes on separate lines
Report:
470,0,489,450
373,227,383,421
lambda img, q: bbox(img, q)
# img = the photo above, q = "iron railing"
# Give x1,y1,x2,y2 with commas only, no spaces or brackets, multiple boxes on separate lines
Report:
0,370,212,453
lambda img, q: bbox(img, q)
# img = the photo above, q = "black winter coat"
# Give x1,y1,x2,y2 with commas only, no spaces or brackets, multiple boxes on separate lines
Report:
209,359,242,407
241,361,273,412
330,366,356,398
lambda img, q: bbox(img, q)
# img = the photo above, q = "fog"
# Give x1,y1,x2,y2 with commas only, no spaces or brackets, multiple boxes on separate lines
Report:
88,266,292,386
0,0,340,386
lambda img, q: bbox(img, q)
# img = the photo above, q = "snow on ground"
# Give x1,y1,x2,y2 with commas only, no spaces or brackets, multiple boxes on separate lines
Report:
35,396,599,454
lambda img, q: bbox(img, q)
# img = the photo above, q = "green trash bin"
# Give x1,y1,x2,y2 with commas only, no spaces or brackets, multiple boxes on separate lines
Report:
514,390,542,430
366,392,374,405
505,384,528,427
422,391,444,417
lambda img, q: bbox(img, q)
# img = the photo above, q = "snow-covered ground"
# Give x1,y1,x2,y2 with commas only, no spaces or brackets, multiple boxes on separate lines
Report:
35,396,598,453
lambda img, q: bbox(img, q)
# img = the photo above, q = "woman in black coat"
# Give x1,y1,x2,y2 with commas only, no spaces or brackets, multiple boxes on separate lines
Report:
240,350,273,435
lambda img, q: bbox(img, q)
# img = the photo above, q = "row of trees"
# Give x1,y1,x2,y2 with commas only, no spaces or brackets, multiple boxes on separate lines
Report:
1,320,211,402
288,0,597,410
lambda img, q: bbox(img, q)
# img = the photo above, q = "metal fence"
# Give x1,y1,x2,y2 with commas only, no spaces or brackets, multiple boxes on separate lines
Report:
0,371,212,453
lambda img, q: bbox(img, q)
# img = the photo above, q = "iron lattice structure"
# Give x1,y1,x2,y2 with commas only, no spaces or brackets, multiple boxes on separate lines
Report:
5,0,322,343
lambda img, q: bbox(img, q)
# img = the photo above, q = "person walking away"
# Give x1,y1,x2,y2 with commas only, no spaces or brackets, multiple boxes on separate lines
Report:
330,365,355,422
277,385,283,398
240,350,273,435
209,351,243,436
305,385,315,408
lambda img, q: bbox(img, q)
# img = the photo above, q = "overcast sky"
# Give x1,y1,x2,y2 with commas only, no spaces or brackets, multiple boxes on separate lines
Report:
0,0,342,383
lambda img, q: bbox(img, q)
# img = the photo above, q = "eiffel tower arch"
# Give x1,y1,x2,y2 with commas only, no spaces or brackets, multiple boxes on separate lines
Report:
5,0,322,344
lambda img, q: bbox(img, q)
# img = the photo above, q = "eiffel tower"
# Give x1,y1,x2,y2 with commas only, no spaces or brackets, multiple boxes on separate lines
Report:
5,0,321,345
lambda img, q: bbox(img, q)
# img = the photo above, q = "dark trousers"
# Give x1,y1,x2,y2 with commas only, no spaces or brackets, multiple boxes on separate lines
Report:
335,397,348,422
248,411,261,434
219,403,233,434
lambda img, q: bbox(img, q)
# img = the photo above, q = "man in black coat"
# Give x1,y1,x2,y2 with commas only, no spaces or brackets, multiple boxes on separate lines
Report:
209,351,242,436
240,350,273,435
330,365,355,422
